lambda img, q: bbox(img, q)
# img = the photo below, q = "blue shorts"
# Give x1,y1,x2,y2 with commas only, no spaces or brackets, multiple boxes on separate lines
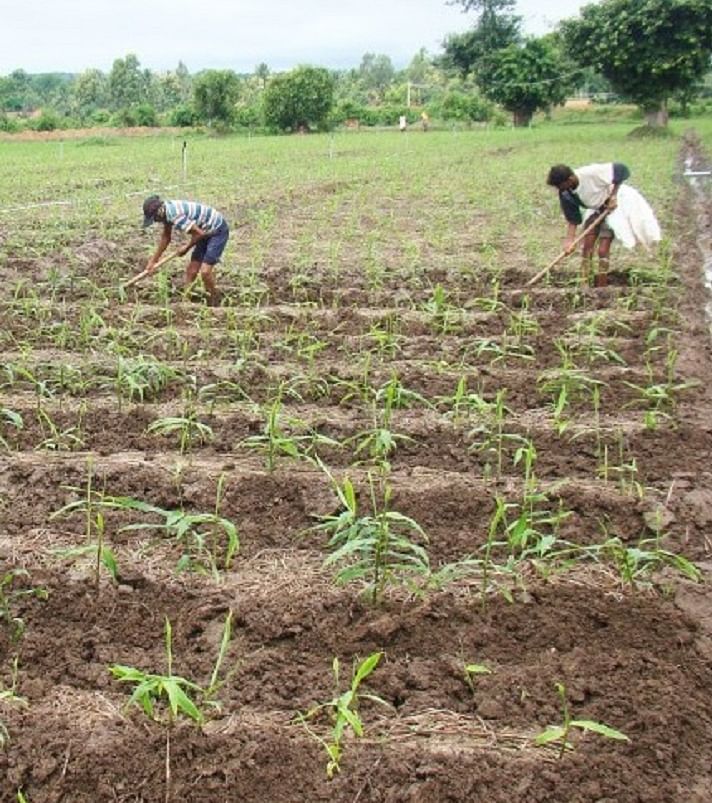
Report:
191,221,229,265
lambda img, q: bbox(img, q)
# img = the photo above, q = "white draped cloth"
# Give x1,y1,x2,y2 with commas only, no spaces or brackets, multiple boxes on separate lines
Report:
584,183,661,250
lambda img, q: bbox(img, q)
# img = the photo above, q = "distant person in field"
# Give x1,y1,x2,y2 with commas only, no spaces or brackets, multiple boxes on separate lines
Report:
421,111,430,132
546,162,661,288
141,195,229,306
399,115,407,132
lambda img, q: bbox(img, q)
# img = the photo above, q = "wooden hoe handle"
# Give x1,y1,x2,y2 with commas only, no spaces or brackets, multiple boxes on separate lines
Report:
123,250,182,288
526,207,610,287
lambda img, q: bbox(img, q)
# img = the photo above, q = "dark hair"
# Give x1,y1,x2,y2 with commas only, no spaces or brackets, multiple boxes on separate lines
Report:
142,195,163,228
143,194,162,218
547,164,574,187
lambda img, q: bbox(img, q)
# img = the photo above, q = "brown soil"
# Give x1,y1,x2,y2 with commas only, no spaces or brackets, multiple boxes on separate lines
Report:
0,138,711,803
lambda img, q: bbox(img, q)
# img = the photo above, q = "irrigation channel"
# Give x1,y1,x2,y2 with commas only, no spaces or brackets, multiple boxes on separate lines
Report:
684,148,712,328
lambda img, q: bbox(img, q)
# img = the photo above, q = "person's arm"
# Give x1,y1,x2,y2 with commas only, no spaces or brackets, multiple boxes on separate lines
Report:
607,163,630,210
146,223,172,272
177,223,207,256
559,191,583,253
563,221,579,254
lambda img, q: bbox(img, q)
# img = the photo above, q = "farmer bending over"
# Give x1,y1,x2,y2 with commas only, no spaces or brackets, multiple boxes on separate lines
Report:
546,162,630,288
142,195,229,306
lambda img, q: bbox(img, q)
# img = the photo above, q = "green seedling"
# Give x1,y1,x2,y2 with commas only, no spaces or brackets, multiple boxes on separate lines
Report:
110,613,233,803
375,375,431,412
110,612,234,722
583,536,700,589
598,432,645,498
198,380,253,408
466,389,513,478
147,412,214,454
347,425,412,469
464,662,492,696
366,318,403,359
0,570,48,642
114,355,182,409
119,501,240,581
296,652,386,778
535,682,629,759
0,408,23,451
506,306,540,344
35,407,85,451
0,656,29,748
50,461,119,590
538,362,602,435
314,468,430,604
242,394,340,471
481,495,516,606
423,283,461,334
436,375,478,422
624,378,697,429
470,336,535,367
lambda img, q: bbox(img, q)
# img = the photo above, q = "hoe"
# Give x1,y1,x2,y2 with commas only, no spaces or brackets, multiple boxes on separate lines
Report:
123,249,183,289
527,207,609,287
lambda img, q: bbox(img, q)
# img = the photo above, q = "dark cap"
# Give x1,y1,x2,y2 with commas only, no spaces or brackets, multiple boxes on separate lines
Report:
142,195,163,227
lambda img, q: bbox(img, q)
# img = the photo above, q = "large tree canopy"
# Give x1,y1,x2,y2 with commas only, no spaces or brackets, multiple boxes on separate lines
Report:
109,54,146,109
478,37,571,126
561,0,712,126
262,66,335,132
443,0,521,77
193,70,241,126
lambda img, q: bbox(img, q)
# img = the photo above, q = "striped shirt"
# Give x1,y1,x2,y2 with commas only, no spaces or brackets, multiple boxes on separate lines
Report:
164,200,225,234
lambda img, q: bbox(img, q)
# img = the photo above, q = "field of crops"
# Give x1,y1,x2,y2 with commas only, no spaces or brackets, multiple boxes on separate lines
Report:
0,121,711,802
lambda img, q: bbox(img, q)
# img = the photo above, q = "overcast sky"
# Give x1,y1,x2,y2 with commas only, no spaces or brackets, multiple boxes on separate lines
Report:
0,0,588,75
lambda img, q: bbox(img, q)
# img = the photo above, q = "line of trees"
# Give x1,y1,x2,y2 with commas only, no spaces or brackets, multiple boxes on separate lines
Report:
0,52,503,133
1,0,711,133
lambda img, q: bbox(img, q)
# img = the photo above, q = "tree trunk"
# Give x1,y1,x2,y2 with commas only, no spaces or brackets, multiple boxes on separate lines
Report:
644,101,668,128
512,109,532,127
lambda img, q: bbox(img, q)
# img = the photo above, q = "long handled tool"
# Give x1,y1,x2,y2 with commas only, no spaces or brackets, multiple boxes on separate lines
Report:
123,249,183,289
526,206,610,287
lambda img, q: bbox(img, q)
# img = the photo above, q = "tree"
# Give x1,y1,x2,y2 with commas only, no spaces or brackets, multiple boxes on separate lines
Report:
442,0,521,76
255,63,270,89
561,0,712,127
478,36,571,126
109,54,146,109
358,53,395,101
73,69,109,119
262,65,335,132
193,69,241,126
407,48,432,84
0,69,36,111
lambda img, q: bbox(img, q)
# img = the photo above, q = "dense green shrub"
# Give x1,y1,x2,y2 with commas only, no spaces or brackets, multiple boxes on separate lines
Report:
135,103,158,126
169,104,196,127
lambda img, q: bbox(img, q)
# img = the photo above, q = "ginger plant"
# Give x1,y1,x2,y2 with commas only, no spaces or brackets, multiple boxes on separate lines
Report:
463,661,492,697
535,682,629,759
110,612,233,801
0,656,29,747
314,465,430,604
296,652,386,778
147,409,214,454
115,492,240,581
0,408,23,452
0,570,48,642
50,460,119,592
242,387,340,471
